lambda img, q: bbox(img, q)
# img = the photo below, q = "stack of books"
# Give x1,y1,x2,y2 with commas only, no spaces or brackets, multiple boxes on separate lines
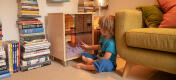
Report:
18,0,40,18
3,41,20,75
0,23,2,45
0,24,11,79
78,0,95,13
17,0,51,72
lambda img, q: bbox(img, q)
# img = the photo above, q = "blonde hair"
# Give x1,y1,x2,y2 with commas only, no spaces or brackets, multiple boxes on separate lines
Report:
98,15,115,36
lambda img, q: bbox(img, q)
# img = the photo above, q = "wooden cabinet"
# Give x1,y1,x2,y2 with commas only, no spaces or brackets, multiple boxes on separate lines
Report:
47,13,93,65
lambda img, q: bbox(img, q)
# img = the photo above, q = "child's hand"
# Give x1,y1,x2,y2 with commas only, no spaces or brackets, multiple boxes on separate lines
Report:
80,41,91,50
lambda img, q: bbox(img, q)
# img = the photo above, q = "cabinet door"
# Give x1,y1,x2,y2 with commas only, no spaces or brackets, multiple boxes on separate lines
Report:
83,14,92,33
75,14,84,33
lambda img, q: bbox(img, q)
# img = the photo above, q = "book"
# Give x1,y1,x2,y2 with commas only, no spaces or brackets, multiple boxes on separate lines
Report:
10,41,17,73
0,51,6,59
18,20,40,24
9,43,13,74
4,41,20,74
21,3,38,6
21,6,39,9
20,0,38,4
0,70,9,75
0,73,11,79
19,15,41,18
21,8,39,11
20,60,51,72
24,41,50,50
3,42,13,74
0,60,6,66
21,55,50,67
18,24,43,29
20,35,45,42
0,65,8,71
22,49,50,59
20,32,45,37
20,13,39,16
18,22,42,25
21,10,39,14
21,28,44,34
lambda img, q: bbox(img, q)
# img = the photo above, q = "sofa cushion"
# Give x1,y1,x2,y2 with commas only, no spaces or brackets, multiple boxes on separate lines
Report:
137,5,163,28
126,28,176,53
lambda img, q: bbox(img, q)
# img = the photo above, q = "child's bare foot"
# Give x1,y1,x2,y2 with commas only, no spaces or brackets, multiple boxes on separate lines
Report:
82,56,87,63
82,56,94,64
86,58,94,64
75,63,85,69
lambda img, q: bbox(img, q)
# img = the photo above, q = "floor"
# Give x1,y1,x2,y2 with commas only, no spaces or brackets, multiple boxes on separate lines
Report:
2,57,176,80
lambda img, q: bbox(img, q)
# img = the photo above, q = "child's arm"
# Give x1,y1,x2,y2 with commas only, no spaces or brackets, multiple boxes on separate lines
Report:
81,41,100,50
99,52,112,60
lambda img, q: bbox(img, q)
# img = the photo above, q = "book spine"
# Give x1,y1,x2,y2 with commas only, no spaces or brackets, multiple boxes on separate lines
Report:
20,35,45,41
9,43,13,74
0,65,8,71
18,42,20,71
12,43,16,73
15,43,18,72
21,55,49,67
0,73,11,79
23,49,50,59
21,3,38,6
20,61,51,72
0,60,6,66
22,28,44,34
19,24,43,29
21,11,39,14
21,8,39,11
0,70,9,75
0,51,6,59
7,44,11,74
19,15,41,18
19,20,40,24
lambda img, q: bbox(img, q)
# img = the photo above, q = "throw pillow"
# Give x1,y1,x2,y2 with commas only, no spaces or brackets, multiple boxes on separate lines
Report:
157,0,176,13
137,5,163,28
157,0,176,28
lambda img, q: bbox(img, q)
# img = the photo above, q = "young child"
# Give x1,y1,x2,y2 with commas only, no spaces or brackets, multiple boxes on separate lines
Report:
75,15,117,73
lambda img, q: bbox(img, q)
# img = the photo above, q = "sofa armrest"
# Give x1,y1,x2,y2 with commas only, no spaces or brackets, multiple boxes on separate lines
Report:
115,10,142,54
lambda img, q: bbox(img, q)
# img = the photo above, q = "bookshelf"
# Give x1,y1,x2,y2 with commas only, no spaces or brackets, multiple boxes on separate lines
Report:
47,13,94,66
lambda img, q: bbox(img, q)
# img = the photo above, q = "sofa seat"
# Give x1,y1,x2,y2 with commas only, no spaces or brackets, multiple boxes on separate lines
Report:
126,28,176,53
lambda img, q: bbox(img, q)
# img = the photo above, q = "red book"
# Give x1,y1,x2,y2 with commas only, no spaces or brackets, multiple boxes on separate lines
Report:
19,20,40,24
0,31,2,36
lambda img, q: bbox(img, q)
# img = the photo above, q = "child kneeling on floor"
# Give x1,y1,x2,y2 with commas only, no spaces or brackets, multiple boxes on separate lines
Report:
75,15,117,73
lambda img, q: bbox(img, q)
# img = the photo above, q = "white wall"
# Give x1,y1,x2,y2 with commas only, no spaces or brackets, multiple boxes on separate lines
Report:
0,0,156,41
104,0,157,15
0,0,78,41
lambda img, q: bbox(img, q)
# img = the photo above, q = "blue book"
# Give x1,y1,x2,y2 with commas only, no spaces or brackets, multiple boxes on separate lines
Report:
22,28,44,34
14,43,17,73
12,43,17,73
11,42,17,73
0,73,11,79
20,15,41,18
0,70,9,75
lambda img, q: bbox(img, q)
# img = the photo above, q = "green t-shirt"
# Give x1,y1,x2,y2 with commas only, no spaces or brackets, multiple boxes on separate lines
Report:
99,35,117,66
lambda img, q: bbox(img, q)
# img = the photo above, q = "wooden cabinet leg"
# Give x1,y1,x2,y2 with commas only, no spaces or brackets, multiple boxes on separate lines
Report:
64,61,68,67
50,56,55,61
122,62,133,78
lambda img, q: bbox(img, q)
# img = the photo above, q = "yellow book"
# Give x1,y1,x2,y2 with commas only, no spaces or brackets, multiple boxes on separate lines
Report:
21,10,39,14
0,40,2,45
21,13,39,15
10,43,13,74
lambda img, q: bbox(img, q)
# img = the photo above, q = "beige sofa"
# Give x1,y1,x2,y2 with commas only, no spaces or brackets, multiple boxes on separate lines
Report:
115,10,176,77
